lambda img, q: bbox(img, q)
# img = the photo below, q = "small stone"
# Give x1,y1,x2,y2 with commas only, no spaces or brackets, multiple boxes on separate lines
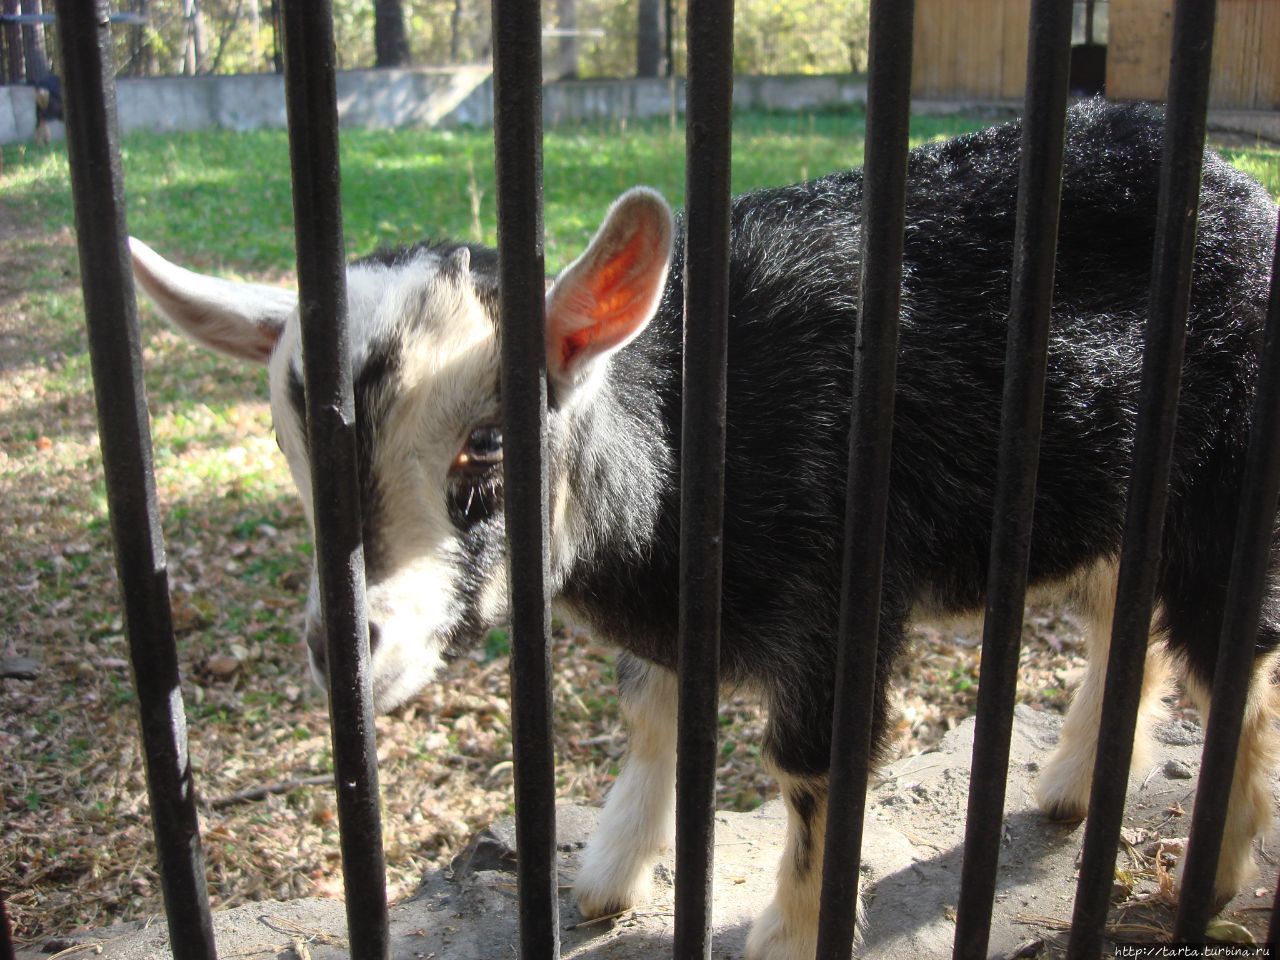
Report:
1163,759,1194,780
204,654,240,679
0,656,39,680
1002,938,1045,960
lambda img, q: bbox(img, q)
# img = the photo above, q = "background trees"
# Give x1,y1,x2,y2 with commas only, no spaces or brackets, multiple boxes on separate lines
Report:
63,0,871,81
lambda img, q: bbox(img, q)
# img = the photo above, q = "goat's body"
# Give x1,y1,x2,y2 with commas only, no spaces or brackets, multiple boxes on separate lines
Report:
134,100,1279,959
561,100,1278,765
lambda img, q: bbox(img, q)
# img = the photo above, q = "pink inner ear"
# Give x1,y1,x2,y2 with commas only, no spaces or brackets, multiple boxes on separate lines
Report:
557,224,661,371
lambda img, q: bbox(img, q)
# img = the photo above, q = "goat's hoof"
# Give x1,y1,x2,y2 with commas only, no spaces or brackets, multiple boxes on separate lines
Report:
744,901,833,960
1039,800,1087,823
573,862,651,921
1036,755,1092,823
1193,851,1258,915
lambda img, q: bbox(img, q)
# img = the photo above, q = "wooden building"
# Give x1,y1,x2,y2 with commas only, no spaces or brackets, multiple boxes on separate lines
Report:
910,0,1280,111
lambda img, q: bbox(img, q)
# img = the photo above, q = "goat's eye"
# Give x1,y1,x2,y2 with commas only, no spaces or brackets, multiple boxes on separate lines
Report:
456,424,503,468
447,423,504,528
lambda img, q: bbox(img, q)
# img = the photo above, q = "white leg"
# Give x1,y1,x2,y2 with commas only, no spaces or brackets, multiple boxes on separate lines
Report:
1037,561,1171,820
746,773,853,960
575,659,678,918
1180,665,1278,908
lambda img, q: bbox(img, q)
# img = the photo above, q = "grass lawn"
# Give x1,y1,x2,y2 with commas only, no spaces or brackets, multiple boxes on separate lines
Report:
0,109,1276,942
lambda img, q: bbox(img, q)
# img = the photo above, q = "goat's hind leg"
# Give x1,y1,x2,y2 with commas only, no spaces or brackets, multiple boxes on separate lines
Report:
746,650,891,960
1037,560,1173,821
1180,653,1280,909
575,655,678,918
745,771,832,960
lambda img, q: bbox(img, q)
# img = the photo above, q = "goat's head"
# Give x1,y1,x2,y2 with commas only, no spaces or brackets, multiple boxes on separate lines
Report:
131,188,674,711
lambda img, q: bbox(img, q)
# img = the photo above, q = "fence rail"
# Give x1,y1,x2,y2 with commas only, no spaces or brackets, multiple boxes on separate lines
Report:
49,0,1280,958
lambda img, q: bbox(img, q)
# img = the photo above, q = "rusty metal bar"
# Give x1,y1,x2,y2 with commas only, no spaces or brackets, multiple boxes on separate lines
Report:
1066,1,1219,955
816,0,915,955
1,895,15,960
490,1,560,957
52,3,216,958
951,1,1074,956
279,3,389,957
672,0,735,956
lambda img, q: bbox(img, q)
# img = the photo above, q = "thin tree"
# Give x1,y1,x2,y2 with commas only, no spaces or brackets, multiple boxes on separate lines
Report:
3,0,23,83
636,0,664,77
375,0,409,67
554,0,578,80
19,0,48,80
125,0,155,77
181,0,210,75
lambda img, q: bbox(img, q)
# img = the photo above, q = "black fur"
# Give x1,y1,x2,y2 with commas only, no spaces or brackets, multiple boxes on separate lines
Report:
549,100,1278,779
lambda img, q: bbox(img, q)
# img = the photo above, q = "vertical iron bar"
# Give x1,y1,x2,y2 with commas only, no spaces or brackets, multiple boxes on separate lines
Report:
1269,875,1280,948
52,5,217,959
279,4,389,958
1,895,15,960
950,2,1074,957
1066,1,1218,955
1173,214,1280,939
490,2,559,958
673,0,734,957
816,0,915,955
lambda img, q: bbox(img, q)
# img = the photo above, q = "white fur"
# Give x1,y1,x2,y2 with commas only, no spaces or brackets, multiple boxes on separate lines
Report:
745,772,854,960
269,254,504,711
1179,665,1278,907
1035,559,1173,820
575,663,678,917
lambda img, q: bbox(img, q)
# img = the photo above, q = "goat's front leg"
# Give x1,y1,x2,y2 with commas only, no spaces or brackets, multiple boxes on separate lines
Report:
575,655,678,918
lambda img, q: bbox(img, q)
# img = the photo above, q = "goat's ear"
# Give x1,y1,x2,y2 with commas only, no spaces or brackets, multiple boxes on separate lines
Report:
545,187,673,394
129,237,296,364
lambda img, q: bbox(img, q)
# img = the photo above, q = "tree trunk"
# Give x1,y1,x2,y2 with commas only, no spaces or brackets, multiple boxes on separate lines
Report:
636,0,664,78
126,0,154,77
182,0,210,75
375,0,409,67
248,0,261,68
3,0,23,84
19,0,48,81
270,0,282,73
449,0,463,62
209,0,245,74
554,0,578,80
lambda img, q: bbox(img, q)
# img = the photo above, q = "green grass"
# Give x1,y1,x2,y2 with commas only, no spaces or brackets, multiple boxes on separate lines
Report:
1219,145,1280,198
3,110,1274,279
1,111,1001,276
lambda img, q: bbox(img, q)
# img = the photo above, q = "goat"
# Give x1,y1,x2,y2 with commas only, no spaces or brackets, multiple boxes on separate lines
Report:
129,100,1279,959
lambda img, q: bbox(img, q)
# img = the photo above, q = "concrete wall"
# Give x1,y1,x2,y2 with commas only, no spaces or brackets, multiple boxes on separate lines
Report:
0,85,35,143
0,69,869,145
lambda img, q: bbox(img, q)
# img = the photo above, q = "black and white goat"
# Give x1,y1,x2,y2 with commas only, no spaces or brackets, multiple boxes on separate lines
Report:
129,101,1279,959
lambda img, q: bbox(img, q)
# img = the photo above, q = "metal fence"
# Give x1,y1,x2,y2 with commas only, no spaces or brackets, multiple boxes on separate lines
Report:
32,0,1280,958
